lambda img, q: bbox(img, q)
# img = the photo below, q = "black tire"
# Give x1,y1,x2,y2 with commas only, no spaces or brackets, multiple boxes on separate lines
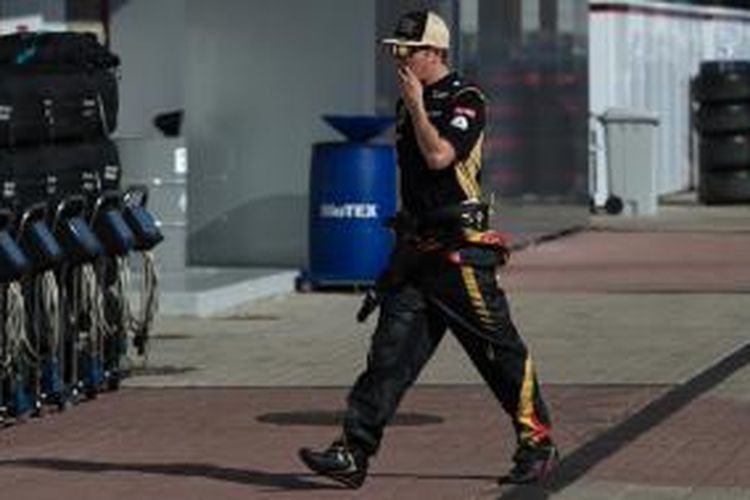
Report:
697,103,750,135
700,60,750,76
699,169,750,204
0,32,119,69
694,72,750,104
699,135,750,171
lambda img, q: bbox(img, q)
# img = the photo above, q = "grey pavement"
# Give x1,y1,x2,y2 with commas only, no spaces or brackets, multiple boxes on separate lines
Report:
128,290,750,389
129,193,750,390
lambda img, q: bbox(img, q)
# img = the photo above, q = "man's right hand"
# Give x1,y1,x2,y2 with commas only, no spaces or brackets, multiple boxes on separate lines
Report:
397,64,424,115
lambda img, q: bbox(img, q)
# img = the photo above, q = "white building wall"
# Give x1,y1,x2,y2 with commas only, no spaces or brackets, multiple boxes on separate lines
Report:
590,0,750,194
109,0,186,139
185,0,376,267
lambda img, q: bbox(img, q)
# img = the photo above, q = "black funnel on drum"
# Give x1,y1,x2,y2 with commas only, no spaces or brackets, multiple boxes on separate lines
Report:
323,115,395,142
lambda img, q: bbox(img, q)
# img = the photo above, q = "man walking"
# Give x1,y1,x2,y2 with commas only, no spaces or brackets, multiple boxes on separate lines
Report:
299,10,558,489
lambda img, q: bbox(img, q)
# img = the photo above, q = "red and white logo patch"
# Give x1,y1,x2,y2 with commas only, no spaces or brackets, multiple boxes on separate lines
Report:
453,106,477,118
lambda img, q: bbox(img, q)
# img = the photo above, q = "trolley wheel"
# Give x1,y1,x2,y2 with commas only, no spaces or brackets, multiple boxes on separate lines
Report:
295,275,314,293
31,399,46,418
604,195,624,215
44,392,68,412
106,373,121,391
57,398,73,412
67,385,82,406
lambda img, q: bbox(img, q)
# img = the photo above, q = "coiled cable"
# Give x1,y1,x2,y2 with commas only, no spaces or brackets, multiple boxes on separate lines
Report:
125,250,159,357
2,282,26,372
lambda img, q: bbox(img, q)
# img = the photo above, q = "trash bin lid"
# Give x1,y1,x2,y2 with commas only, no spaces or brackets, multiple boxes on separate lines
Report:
601,108,659,126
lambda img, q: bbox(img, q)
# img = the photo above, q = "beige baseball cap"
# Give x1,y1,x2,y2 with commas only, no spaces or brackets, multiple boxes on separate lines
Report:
381,11,450,50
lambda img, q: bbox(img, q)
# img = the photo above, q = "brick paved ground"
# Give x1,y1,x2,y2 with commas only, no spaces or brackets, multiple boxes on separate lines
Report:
503,231,750,293
1,200,749,499
0,385,667,500
0,382,747,499
591,394,750,487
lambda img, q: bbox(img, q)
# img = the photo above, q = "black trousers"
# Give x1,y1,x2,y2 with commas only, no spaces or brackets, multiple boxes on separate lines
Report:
343,246,552,456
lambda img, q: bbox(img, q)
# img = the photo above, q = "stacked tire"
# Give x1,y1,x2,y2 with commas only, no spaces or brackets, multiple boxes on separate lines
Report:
0,32,121,207
694,60,750,204
0,32,123,419
0,32,162,423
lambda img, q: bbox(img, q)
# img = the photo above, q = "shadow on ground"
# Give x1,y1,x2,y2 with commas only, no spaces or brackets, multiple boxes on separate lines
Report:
0,458,335,492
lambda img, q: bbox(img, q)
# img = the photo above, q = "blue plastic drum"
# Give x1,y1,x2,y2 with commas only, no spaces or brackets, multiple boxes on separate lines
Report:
308,142,396,285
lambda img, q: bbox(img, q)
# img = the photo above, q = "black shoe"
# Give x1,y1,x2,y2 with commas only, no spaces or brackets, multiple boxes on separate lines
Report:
298,440,368,489
499,443,559,485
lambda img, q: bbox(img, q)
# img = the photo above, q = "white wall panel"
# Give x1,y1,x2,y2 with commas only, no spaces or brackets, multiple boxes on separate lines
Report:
591,0,750,194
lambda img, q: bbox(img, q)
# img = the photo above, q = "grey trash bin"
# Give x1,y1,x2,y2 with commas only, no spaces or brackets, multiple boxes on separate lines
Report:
601,109,660,216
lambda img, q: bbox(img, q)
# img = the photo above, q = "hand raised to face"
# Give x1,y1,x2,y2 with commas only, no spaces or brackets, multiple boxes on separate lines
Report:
397,64,424,114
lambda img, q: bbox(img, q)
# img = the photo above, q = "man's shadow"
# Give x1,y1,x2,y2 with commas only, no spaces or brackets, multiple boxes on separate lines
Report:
0,457,335,492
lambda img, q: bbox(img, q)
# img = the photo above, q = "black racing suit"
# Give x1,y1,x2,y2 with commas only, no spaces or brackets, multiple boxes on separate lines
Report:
343,72,553,456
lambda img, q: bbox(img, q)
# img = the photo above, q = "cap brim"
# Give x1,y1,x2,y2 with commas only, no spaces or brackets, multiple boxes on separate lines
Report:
380,38,426,47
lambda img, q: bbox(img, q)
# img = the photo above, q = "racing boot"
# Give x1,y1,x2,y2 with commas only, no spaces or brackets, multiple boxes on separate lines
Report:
499,441,559,485
298,438,368,489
